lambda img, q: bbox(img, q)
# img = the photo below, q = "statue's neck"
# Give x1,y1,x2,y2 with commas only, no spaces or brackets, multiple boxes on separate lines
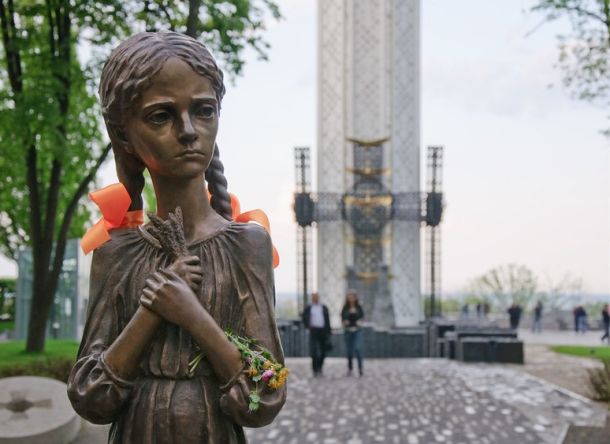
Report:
151,175,226,244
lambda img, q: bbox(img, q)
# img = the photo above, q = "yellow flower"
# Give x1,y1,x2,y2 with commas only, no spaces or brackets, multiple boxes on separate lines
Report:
263,360,273,370
247,367,258,377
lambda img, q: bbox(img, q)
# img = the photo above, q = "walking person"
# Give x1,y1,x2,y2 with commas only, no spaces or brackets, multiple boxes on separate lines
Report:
573,306,580,333
532,301,543,333
507,303,522,330
302,292,331,377
578,306,589,333
600,304,609,344
341,289,364,377
483,301,490,319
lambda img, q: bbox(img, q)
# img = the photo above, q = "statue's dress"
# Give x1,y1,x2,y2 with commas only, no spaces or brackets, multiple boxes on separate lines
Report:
68,222,286,443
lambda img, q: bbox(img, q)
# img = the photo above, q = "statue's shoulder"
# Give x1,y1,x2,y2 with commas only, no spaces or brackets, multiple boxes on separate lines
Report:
92,228,146,262
230,221,272,252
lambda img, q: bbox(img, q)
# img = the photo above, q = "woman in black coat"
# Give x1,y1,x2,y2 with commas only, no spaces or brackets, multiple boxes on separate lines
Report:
341,290,364,376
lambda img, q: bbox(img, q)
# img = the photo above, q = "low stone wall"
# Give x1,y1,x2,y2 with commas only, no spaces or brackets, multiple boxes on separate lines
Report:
277,320,523,363
276,322,427,358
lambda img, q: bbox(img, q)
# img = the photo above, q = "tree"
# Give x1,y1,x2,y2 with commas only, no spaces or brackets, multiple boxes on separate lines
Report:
0,0,280,352
532,0,610,135
468,264,538,310
537,272,583,312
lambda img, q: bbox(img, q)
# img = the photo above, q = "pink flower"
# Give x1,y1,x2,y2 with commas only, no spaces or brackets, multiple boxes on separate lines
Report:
261,369,275,381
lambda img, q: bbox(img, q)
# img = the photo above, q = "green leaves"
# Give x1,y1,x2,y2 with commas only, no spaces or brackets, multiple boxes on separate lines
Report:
248,390,261,411
0,0,281,262
532,0,610,136
0,0,281,351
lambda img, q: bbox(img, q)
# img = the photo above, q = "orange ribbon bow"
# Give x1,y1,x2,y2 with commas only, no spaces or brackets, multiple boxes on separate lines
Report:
81,183,279,268
80,183,144,255
227,192,280,268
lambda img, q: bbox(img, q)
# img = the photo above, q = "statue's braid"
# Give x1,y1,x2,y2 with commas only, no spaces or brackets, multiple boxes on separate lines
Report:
205,144,233,220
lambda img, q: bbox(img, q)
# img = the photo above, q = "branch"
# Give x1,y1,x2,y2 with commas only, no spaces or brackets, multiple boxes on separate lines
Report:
43,159,61,246
6,0,21,86
54,0,70,116
562,5,608,26
26,146,42,255
186,0,201,38
50,143,112,277
45,0,57,57
0,0,22,92
157,1,175,31
604,0,610,45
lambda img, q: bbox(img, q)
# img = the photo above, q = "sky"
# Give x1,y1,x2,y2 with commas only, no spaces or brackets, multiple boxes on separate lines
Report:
1,0,608,297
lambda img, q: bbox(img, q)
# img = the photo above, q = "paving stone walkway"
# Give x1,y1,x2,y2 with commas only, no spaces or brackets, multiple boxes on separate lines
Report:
511,343,604,400
245,358,607,444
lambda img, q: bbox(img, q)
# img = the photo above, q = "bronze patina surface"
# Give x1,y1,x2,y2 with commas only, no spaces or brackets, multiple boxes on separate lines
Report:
67,32,285,443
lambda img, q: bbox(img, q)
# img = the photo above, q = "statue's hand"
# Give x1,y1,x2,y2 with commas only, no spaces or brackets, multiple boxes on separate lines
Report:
167,255,202,293
140,269,203,328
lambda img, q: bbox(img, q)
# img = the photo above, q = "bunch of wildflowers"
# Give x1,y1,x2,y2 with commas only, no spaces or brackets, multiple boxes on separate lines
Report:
189,330,288,412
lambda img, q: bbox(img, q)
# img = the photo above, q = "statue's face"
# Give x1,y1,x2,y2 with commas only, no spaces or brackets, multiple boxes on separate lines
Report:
124,57,219,179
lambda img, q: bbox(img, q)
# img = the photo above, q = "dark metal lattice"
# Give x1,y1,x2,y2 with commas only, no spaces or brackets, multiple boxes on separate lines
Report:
293,147,313,313
425,146,444,318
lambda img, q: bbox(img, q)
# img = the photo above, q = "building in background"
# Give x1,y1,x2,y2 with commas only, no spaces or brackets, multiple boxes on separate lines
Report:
15,239,90,340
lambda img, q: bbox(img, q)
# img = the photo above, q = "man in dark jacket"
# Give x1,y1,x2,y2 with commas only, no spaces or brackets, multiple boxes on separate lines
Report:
302,292,331,377
507,303,522,330
601,304,609,343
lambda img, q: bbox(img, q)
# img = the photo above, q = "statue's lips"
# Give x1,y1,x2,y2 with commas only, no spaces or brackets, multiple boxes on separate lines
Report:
176,150,205,158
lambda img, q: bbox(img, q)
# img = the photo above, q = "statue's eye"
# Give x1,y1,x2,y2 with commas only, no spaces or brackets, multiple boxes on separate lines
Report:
195,105,216,119
148,111,171,125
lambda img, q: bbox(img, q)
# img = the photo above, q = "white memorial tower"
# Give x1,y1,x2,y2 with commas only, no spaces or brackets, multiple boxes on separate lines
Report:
317,0,422,327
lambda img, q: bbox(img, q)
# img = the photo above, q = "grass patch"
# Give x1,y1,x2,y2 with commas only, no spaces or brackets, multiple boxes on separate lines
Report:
551,345,610,360
0,339,79,366
0,340,79,382
0,320,14,334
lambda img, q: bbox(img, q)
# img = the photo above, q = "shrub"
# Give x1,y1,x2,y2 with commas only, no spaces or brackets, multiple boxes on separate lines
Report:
587,359,610,402
0,357,74,383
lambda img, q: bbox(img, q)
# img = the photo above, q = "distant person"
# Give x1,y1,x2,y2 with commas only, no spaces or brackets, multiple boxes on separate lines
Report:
573,306,580,333
302,292,331,377
600,304,609,344
532,301,543,333
507,303,522,330
476,302,482,320
461,303,470,320
341,289,364,377
483,301,490,319
579,306,589,333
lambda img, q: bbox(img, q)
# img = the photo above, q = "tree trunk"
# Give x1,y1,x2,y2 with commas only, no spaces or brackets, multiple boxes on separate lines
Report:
25,275,55,352
25,143,112,352
186,0,201,37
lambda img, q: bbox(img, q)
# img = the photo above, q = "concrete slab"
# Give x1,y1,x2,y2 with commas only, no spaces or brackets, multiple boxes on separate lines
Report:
0,376,80,444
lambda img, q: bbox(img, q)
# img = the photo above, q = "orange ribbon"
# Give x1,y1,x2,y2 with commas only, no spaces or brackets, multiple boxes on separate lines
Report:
80,184,144,254
82,184,280,268
227,193,280,268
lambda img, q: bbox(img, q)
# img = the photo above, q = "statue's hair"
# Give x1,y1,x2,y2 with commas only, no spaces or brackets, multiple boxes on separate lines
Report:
99,31,232,219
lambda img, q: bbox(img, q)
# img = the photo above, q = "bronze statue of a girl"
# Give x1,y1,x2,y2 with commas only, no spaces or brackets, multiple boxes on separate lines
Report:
68,32,286,443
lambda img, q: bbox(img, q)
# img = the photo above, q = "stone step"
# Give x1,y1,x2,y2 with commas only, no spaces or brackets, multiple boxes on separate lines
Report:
562,415,610,444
